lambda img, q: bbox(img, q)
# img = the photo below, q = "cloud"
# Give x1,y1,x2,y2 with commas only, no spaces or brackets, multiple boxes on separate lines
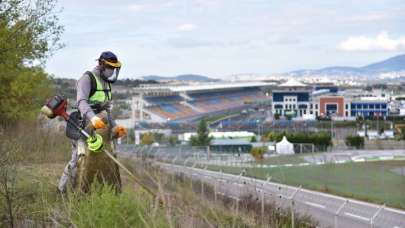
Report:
338,32,405,51
271,36,301,45
128,3,148,12
127,2,175,12
167,37,215,48
176,23,197,32
166,36,257,49
340,12,389,23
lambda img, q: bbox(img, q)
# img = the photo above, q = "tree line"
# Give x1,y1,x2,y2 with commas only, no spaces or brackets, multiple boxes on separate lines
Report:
0,0,63,125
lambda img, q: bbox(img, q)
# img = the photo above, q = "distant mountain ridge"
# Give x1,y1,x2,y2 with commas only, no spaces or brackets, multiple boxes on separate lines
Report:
362,54,405,72
141,74,220,82
140,55,405,81
286,54,405,78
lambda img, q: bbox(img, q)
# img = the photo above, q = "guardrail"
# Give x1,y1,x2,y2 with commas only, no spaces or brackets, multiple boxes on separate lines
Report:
157,162,405,228
118,145,405,228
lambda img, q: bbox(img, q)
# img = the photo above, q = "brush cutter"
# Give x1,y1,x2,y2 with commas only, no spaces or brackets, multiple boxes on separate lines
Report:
41,95,157,197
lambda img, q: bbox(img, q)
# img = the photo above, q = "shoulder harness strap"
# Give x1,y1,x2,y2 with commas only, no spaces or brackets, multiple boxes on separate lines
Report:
85,71,97,98
85,71,112,99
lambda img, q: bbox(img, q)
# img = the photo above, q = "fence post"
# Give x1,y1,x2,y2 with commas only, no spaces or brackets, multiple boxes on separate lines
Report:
335,200,348,228
262,176,272,222
183,158,191,187
171,156,177,165
370,204,385,228
162,154,168,162
170,156,178,183
236,198,240,215
167,152,172,162
238,169,246,198
214,178,217,202
190,162,198,189
201,166,208,197
288,186,302,228
183,158,190,166
215,169,223,203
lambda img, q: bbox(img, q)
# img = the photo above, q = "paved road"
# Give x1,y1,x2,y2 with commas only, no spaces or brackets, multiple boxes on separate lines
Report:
303,149,405,164
158,162,405,228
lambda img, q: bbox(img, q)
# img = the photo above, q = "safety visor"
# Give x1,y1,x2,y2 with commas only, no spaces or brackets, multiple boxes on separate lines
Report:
102,59,122,68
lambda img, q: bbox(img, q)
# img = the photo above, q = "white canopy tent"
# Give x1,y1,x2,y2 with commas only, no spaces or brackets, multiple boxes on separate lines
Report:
276,136,295,155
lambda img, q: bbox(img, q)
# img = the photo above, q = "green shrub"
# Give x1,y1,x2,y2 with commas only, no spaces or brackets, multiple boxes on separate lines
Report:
250,147,266,160
250,136,257,142
345,135,365,149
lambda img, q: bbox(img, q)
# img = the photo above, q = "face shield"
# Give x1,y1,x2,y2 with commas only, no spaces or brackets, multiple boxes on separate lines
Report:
101,66,120,83
100,58,122,83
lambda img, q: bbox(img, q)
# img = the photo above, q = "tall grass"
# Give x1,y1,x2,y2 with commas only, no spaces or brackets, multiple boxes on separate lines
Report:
0,121,316,227
122,158,316,228
57,185,170,228
0,120,70,227
0,120,71,164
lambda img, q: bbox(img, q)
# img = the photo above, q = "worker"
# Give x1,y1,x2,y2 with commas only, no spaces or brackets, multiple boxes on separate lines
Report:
57,51,127,193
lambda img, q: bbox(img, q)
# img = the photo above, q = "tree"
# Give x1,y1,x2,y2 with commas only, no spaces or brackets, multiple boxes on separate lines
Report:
141,133,155,145
250,136,257,143
0,0,64,124
168,135,178,146
190,119,212,146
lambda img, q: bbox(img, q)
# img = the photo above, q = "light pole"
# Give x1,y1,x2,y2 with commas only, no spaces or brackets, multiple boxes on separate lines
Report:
330,113,335,139
364,115,368,138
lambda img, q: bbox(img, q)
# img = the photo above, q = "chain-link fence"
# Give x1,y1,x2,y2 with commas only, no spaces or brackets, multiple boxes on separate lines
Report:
119,144,405,228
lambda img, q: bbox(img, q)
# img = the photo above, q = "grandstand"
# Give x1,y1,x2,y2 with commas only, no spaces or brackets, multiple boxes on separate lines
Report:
131,82,273,123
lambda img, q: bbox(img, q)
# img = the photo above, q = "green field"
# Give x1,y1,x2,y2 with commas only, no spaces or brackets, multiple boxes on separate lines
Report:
249,154,308,165
208,160,405,209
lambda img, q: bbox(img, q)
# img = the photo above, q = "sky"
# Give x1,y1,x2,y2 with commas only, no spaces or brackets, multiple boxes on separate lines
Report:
45,0,405,79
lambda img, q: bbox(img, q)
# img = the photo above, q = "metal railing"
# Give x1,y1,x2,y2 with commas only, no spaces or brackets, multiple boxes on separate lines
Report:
119,145,405,228
158,162,405,228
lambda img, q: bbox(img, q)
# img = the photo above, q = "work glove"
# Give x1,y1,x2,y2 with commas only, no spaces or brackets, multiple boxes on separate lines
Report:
113,126,127,138
91,116,106,129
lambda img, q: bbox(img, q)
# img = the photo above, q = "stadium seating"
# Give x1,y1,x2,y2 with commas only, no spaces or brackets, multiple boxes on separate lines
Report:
143,88,270,121
146,102,198,120
188,88,268,112
144,95,183,105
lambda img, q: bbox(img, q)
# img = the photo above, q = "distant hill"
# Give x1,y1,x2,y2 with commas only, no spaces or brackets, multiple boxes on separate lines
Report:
286,54,405,78
114,78,159,87
141,74,220,82
52,78,159,100
362,54,405,72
